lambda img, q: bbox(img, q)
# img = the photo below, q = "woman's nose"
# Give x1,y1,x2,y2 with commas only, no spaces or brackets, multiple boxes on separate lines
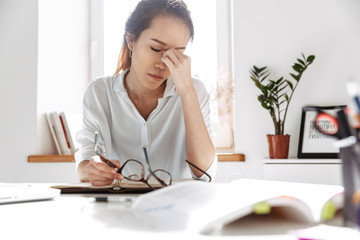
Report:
155,61,167,70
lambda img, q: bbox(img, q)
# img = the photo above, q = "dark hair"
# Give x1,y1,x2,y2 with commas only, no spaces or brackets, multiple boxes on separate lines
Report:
114,0,194,75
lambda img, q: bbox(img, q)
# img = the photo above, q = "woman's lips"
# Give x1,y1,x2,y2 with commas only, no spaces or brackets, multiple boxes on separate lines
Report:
149,73,164,81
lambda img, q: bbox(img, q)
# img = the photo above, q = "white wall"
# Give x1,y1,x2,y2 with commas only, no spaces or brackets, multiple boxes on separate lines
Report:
231,0,360,179
0,0,39,182
1,0,359,183
0,0,89,183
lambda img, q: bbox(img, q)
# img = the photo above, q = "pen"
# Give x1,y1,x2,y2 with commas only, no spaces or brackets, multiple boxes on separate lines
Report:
99,155,118,169
94,131,118,169
345,81,360,129
346,81,360,113
95,196,135,203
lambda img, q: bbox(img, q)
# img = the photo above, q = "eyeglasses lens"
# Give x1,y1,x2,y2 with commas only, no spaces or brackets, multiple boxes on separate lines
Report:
147,169,172,187
122,160,144,181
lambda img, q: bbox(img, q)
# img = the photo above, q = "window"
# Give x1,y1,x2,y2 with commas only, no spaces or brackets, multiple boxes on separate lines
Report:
90,0,234,152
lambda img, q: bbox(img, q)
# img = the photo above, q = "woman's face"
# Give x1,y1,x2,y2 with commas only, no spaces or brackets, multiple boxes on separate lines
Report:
128,15,190,91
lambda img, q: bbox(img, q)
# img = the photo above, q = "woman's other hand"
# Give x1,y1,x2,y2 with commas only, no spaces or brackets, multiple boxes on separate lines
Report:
161,48,193,96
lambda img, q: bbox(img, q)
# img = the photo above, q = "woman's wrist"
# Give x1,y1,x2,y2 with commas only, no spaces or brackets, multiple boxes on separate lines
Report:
77,160,90,182
178,85,197,101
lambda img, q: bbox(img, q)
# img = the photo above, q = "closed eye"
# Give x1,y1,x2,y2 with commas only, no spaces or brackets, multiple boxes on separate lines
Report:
151,47,161,52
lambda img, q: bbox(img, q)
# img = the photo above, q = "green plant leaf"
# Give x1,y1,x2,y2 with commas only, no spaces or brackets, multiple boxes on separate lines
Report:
254,66,267,73
275,77,283,84
251,69,259,78
278,80,287,87
259,69,270,78
279,100,286,107
292,63,303,73
285,80,294,90
278,85,287,93
260,73,270,82
259,66,267,72
307,55,315,64
297,58,305,66
260,88,268,95
269,82,276,90
290,73,299,81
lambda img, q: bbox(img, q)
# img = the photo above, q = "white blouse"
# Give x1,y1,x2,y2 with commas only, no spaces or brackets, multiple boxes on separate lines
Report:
75,70,217,181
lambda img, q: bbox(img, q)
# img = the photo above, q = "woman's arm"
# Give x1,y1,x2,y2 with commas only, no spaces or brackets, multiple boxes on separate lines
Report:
162,49,216,178
181,88,216,177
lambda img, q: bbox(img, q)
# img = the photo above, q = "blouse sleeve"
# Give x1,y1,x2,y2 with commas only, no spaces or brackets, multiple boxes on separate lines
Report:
74,78,112,169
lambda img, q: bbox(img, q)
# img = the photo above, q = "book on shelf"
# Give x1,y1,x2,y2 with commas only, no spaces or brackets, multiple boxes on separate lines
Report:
59,112,76,153
130,179,344,233
46,111,76,155
45,113,62,154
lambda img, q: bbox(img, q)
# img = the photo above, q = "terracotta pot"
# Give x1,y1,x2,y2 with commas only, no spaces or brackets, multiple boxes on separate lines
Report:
266,134,290,159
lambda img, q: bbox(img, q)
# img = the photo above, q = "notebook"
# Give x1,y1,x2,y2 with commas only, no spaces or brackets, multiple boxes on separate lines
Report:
0,183,60,204
51,178,194,194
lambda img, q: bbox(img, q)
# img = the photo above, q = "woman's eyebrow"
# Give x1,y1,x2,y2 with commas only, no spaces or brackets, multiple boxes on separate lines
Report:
151,38,186,50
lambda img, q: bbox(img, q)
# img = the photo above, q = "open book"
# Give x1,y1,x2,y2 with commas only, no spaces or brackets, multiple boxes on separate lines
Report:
131,179,344,233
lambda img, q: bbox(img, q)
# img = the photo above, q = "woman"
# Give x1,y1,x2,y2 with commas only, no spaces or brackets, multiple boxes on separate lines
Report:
75,0,217,186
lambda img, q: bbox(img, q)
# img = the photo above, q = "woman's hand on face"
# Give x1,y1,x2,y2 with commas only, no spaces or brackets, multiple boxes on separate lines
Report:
86,156,124,186
161,48,194,96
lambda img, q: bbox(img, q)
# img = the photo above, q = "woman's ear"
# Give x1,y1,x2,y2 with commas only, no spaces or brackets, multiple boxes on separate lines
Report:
126,33,135,50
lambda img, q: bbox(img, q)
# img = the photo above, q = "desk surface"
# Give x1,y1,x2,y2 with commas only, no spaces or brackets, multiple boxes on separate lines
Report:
0,186,358,240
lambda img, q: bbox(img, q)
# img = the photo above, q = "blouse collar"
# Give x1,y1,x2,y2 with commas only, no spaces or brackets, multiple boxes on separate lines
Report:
113,70,176,98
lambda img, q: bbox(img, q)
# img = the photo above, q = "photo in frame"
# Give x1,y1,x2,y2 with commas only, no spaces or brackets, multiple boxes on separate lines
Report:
297,105,347,159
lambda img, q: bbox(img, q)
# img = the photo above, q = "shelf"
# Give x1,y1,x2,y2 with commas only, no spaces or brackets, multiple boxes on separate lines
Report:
28,155,75,162
263,158,341,164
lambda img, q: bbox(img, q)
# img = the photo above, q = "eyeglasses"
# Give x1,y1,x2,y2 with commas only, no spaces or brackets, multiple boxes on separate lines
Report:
94,132,171,189
94,132,211,190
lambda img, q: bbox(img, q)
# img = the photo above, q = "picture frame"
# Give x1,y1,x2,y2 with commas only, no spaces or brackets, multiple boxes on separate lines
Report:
297,105,347,159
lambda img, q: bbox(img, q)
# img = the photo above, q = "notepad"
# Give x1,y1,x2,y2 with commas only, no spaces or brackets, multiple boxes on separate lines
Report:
0,184,60,204
51,178,194,193
51,181,154,193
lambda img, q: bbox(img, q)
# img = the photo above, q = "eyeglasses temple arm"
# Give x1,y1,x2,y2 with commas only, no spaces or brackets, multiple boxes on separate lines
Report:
185,160,212,182
142,148,168,187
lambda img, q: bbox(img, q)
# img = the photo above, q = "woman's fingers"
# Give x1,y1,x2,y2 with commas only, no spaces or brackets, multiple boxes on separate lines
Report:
162,49,181,66
111,159,121,169
162,49,190,73
87,157,123,185
161,48,192,95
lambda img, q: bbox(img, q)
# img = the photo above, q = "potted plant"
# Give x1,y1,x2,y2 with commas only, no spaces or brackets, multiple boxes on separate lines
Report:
250,53,315,158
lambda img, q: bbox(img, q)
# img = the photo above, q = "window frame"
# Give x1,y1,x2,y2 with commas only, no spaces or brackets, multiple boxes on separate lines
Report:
89,0,235,152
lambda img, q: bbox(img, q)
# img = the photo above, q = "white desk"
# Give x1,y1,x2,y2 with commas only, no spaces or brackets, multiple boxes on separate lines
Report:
1,186,359,240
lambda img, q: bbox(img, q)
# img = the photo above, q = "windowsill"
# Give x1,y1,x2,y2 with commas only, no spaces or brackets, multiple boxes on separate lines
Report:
217,153,245,162
28,153,245,162
28,155,75,162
